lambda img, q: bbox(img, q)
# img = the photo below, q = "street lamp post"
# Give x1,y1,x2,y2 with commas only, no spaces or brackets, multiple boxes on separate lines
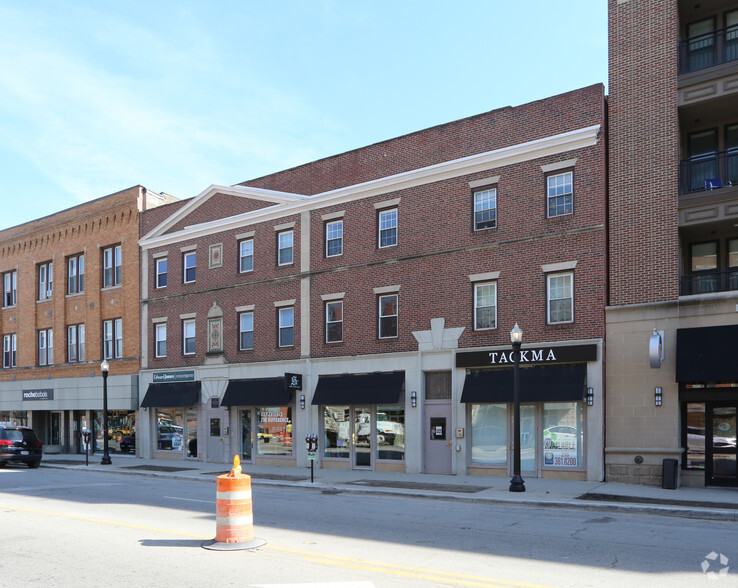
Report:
509,322,525,492
101,359,112,465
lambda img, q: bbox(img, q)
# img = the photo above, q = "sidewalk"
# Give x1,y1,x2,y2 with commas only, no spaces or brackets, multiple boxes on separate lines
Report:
39,454,738,521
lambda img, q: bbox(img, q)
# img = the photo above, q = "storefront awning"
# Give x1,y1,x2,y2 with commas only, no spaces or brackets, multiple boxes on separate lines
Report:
460,364,586,403
312,372,405,405
677,325,738,383
141,382,201,408
221,378,291,407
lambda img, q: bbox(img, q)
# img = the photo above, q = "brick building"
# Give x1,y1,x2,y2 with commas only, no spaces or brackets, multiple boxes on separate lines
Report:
138,85,608,480
608,0,738,487
0,187,177,455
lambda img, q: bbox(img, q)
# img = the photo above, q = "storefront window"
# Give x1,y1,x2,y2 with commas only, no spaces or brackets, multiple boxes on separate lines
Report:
93,410,136,454
0,411,28,426
156,409,184,451
257,406,292,456
376,404,405,461
542,402,583,469
471,403,507,465
686,403,706,469
324,405,349,458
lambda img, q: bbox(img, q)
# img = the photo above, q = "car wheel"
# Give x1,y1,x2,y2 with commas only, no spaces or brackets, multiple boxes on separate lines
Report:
27,460,41,469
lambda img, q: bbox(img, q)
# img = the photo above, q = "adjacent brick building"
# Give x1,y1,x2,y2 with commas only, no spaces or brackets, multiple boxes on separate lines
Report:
139,85,608,480
0,187,177,454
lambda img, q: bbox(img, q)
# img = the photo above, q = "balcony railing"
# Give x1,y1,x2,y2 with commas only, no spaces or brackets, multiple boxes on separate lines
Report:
679,25,738,74
679,150,738,194
680,270,738,295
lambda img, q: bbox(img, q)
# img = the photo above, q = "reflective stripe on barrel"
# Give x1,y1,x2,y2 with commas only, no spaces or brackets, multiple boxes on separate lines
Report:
214,473,255,543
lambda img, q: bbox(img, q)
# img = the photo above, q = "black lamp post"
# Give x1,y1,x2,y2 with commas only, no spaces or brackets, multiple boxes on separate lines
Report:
101,359,112,465
509,322,525,492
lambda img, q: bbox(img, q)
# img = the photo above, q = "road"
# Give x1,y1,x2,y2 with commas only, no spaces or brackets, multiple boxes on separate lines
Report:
0,466,735,587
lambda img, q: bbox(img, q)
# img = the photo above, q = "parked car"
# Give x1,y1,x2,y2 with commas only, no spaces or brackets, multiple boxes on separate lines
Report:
119,435,135,453
0,426,43,468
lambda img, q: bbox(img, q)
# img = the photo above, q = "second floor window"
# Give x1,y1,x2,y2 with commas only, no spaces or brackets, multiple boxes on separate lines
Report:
474,282,497,330
155,323,167,358
38,261,53,301
183,319,196,354
239,312,254,350
67,254,84,294
103,318,123,359
239,239,254,273
278,231,293,266
67,324,85,363
103,245,122,287
3,334,16,368
156,258,167,288
326,220,343,257
378,208,398,248
326,301,343,343
278,307,294,347
547,171,573,218
183,252,196,283
474,188,497,231
3,271,16,307
378,294,398,338
38,328,53,366
547,273,574,324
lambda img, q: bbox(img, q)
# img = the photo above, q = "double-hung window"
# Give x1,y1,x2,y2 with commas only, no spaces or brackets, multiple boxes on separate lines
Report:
378,294,398,338
183,252,196,283
239,239,254,273
67,324,85,363
38,261,53,300
326,220,343,257
183,319,195,355
103,245,122,287
547,273,574,324
474,188,497,230
155,323,167,358
67,254,84,294
155,258,167,288
38,328,53,366
325,301,343,343
278,307,294,347
3,334,16,368
103,318,123,359
3,271,16,307
474,282,497,330
378,208,398,248
239,312,254,350
547,171,573,218
278,231,293,266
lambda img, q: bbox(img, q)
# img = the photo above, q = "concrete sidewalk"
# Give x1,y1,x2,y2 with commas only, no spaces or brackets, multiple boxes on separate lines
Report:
38,453,738,521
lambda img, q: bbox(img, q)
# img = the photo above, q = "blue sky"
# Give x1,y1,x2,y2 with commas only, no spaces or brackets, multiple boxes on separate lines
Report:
0,1,607,230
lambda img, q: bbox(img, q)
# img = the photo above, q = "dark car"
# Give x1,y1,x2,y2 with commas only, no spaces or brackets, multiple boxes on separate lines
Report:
0,426,43,468
119,435,135,453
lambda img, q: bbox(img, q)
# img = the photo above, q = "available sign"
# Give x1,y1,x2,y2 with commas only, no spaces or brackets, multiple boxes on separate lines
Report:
23,389,54,401
543,427,578,468
153,370,195,383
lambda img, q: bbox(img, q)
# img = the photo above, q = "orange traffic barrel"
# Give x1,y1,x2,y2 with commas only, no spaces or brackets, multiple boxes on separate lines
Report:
202,456,266,551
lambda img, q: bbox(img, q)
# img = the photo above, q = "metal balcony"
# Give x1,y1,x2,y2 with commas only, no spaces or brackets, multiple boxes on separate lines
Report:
679,25,738,74
679,151,738,194
680,270,738,295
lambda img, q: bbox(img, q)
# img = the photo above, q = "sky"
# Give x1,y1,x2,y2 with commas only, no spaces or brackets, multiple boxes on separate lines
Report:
0,1,607,231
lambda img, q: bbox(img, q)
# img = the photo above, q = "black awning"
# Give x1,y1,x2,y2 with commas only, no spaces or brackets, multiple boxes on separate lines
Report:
460,363,586,403
312,372,405,405
676,324,738,383
141,382,201,408
221,378,291,407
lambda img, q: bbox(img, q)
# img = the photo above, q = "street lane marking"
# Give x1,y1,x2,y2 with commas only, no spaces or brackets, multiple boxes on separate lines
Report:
163,496,216,504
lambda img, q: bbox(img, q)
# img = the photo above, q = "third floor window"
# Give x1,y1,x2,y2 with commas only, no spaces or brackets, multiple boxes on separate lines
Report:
103,245,122,287
67,254,84,295
3,271,16,307
38,261,53,301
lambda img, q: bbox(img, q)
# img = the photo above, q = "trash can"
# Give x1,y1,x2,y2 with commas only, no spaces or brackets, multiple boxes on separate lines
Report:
662,458,678,489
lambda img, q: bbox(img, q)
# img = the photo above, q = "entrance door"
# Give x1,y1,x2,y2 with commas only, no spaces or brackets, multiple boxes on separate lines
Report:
708,405,737,486
353,406,372,469
241,409,253,463
185,409,198,460
424,402,452,474
206,415,223,463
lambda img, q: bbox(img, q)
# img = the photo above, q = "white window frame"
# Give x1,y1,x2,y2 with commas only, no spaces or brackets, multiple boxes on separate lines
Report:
239,239,254,273
474,282,497,330
103,319,123,360
183,319,196,355
183,252,196,283
38,261,53,301
239,312,254,350
278,307,294,347
325,300,343,343
378,208,398,248
547,272,574,324
378,294,398,339
326,220,343,257
38,328,53,366
3,334,16,368
67,324,85,363
155,258,167,289
67,254,84,295
3,271,17,307
103,245,122,287
473,188,497,231
155,323,167,358
546,171,574,218
278,231,293,266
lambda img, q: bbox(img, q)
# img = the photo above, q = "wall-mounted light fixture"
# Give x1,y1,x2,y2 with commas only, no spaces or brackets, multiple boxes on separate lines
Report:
655,387,663,407
300,394,306,409
585,387,594,406
411,391,417,408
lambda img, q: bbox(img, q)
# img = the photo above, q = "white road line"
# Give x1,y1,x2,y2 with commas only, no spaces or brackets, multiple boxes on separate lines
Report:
163,496,216,504
251,584,375,588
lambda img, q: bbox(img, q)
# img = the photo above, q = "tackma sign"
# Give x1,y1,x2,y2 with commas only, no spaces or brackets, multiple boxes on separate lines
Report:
456,344,597,368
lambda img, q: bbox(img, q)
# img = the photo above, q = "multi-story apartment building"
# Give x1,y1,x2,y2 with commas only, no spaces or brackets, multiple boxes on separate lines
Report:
608,0,738,487
138,85,608,481
0,186,177,455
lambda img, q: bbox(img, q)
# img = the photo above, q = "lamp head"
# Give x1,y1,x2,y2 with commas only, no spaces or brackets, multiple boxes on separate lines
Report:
510,322,523,344
101,359,110,374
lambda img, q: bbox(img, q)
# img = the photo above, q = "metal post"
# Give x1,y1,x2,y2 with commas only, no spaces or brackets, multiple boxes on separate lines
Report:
509,337,525,492
101,363,112,465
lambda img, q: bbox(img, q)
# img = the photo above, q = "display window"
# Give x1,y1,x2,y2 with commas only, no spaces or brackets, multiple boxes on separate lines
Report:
257,406,292,457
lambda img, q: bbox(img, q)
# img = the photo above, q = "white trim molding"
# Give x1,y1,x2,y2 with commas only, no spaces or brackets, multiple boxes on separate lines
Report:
274,299,296,308
469,271,500,282
541,261,578,273
321,292,346,301
374,285,401,295
469,176,501,189
541,158,577,173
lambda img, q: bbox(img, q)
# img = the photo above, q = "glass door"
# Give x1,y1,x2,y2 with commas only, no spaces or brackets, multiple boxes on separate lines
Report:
241,409,253,462
708,405,737,486
353,406,372,469
185,409,198,460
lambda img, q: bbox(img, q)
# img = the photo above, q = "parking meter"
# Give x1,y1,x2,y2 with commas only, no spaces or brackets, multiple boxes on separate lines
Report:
82,429,91,466
305,434,318,483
